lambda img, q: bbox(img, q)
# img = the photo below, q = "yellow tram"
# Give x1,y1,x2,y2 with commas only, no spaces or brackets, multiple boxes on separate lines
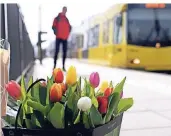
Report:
77,4,171,71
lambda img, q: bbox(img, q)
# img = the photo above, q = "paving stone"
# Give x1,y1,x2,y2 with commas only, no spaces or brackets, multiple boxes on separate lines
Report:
120,127,171,136
121,112,171,130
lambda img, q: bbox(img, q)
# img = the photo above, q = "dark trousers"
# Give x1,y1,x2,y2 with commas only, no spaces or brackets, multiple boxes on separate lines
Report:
54,38,68,68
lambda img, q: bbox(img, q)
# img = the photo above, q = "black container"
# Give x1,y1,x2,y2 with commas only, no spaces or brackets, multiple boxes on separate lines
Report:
2,114,123,136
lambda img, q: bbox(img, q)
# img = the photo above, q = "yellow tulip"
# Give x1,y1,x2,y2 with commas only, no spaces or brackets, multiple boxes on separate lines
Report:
66,66,77,85
100,81,109,92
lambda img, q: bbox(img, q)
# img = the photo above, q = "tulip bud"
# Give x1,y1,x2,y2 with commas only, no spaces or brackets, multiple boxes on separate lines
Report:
50,83,63,102
97,96,108,114
100,81,109,92
53,68,64,83
5,80,21,100
89,72,100,88
40,81,47,87
104,87,112,97
77,96,92,111
66,66,77,86
59,83,67,94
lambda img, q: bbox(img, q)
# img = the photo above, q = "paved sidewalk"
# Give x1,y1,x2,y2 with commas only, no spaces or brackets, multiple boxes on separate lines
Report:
32,58,171,136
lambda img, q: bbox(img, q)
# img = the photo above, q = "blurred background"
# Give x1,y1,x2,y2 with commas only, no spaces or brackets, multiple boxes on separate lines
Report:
1,3,171,136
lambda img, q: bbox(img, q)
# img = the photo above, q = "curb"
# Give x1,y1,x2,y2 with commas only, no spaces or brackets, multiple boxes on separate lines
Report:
15,61,35,83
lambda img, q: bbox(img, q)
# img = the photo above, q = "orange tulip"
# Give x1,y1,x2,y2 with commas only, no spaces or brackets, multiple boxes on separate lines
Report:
59,83,67,94
53,68,64,83
104,87,113,97
50,83,63,102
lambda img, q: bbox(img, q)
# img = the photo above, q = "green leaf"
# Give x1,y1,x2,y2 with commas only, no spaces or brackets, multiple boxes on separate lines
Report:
71,83,77,93
61,96,66,103
114,77,126,95
27,96,38,102
91,97,98,108
31,82,40,102
21,75,26,99
83,112,90,129
105,93,120,123
47,102,65,128
27,100,45,114
18,105,24,127
74,111,80,124
67,93,79,111
95,92,104,97
32,110,45,127
85,84,90,97
31,113,41,128
46,77,53,105
50,75,54,83
116,98,133,115
109,81,113,88
26,76,34,114
45,103,54,116
90,105,103,126
78,76,81,87
66,83,77,100
39,85,47,106
25,119,32,129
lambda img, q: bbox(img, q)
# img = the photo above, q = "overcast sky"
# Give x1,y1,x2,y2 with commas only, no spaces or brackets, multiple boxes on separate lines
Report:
19,1,116,48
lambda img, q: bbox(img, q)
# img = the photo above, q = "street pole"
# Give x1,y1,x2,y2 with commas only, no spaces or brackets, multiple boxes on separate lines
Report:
37,4,47,64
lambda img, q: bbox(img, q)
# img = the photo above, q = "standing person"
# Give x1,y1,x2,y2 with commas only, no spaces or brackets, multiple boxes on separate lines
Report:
52,6,72,71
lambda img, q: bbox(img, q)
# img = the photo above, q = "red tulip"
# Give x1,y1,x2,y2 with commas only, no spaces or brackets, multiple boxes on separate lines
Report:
53,68,64,83
5,80,21,100
104,87,113,97
97,96,108,114
50,83,63,102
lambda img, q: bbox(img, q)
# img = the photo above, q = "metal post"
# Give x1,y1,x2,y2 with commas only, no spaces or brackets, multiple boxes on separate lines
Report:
37,4,47,64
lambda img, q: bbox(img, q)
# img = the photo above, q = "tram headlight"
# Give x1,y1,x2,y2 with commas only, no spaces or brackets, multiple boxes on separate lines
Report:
131,58,140,64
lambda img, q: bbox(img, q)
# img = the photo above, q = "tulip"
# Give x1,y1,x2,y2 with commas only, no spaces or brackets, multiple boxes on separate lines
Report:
100,81,109,92
77,96,92,111
89,72,100,88
40,81,47,87
66,66,77,86
59,83,67,94
50,83,63,102
104,87,113,97
53,68,64,83
5,80,21,100
97,96,108,114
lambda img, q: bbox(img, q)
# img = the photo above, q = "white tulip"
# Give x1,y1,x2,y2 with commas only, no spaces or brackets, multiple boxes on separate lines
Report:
77,96,92,111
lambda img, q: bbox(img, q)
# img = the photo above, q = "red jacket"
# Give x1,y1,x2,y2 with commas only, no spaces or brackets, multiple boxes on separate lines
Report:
52,13,71,40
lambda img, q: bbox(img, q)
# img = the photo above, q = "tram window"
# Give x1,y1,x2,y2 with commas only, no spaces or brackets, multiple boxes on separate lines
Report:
113,15,122,44
127,8,171,46
103,20,109,44
93,25,99,46
87,29,93,47
87,25,99,47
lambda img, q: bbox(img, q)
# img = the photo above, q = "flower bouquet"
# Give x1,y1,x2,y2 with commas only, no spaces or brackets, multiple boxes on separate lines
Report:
2,66,133,136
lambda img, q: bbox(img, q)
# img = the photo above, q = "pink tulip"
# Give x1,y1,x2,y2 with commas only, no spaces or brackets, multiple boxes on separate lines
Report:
89,72,100,88
5,80,21,100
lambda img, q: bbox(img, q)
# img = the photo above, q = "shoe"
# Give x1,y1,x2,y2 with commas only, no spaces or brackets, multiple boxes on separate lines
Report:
62,67,66,72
